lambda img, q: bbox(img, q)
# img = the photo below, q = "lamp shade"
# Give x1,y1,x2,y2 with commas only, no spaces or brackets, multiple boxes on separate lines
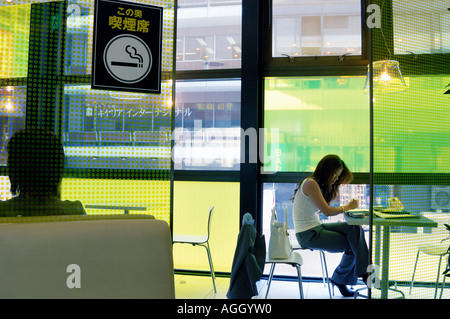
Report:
364,60,407,94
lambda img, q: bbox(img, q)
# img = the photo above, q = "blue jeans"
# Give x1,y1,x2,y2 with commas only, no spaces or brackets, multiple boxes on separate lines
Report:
295,222,369,285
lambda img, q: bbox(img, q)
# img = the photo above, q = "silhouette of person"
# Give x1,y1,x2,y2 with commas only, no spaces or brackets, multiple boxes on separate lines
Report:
0,127,86,216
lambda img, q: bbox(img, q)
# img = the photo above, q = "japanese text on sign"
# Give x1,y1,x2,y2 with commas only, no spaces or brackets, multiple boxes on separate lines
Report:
89,106,170,118
109,7,150,33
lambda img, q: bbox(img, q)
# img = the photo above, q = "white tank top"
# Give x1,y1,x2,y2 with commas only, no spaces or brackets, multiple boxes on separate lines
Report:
292,178,321,233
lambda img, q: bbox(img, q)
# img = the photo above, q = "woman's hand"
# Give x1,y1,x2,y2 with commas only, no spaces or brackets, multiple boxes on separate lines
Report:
346,199,359,210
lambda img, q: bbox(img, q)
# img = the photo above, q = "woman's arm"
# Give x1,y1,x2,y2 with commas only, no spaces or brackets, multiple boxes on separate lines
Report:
302,179,358,216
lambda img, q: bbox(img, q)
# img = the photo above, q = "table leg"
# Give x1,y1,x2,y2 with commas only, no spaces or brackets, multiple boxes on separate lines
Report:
374,225,381,267
380,226,390,299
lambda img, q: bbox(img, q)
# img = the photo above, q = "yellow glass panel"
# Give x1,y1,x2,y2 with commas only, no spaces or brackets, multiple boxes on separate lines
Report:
61,178,170,223
0,176,12,201
173,181,240,273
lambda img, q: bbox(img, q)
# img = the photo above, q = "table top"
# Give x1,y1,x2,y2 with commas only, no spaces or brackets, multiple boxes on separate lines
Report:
345,211,438,228
85,204,147,210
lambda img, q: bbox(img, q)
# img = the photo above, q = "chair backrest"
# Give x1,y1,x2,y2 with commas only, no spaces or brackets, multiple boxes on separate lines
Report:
0,216,175,299
206,206,214,241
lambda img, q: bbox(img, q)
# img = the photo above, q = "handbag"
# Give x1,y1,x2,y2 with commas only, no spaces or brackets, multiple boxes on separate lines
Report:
268,207,292,259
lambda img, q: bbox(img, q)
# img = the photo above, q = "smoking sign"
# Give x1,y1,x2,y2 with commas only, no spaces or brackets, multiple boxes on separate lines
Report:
92,0,163,93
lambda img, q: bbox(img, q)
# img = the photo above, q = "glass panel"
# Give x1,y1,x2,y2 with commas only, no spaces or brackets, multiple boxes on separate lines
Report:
172,181,240,272
374,76,450,173
272,0,362,57
173,79,241,170
61,178,169,222
0,4,30,78
262,183,370,278
373,1,450,298
176,0,242,70
61,83,173,170
372,74,450,298
0,86,26,166
263,76,370,173
393,0,450,54
0,176,12,201
370,184,450,299
65,0,94,75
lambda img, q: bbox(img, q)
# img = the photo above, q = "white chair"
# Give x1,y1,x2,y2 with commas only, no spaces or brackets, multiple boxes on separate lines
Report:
0,215,175,298
409,212,450,299
265,251,304,299
291,240,333,298
173,206,216,293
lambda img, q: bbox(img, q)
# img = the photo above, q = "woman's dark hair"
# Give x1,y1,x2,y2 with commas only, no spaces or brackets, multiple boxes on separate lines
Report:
6,127,65,197
292,154,353,203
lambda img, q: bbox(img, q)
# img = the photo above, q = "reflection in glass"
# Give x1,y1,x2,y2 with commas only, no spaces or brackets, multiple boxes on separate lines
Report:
0,4,30,79
174,79,241,170
0,86,26,166
176,0,242,70
393,0,450,54
61,83,172,170
272,0,361,57
65,0,93,75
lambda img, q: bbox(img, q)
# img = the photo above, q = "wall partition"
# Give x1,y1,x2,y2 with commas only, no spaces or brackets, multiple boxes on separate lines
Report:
0,0,175,225
371,0,450,299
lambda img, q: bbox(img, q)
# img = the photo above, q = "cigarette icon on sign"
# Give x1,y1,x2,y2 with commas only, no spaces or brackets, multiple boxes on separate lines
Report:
111,45,143,68
104,34,152,84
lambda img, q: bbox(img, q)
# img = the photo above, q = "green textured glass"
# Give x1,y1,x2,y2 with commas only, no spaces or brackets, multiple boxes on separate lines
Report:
374,76,450,173
263,76,370,173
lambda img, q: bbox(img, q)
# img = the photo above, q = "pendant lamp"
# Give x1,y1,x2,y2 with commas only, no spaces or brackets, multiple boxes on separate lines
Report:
364,59,407,94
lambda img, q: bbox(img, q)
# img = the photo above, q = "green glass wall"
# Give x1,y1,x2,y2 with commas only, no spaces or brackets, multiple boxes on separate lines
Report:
371,0,450,299
374,76,450,174
264,76,370,173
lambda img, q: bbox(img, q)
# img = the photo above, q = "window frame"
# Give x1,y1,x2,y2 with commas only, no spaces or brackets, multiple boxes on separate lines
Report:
263,0,371,72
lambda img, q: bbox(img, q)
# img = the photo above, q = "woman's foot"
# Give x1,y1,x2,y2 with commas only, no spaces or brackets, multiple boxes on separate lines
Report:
330,280,355,297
